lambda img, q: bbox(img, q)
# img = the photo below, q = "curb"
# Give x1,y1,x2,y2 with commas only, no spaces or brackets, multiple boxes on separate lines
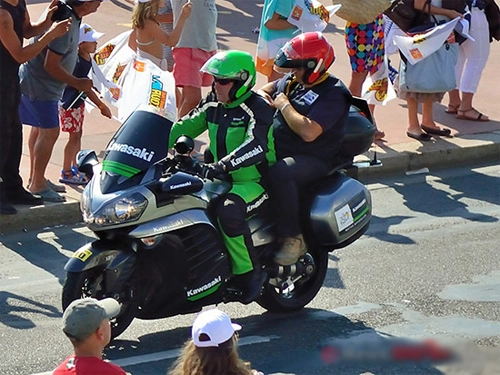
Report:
357,132,500,182
1,136,499,235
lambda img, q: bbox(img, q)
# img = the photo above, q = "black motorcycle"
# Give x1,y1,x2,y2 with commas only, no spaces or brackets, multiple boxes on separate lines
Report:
62,99,376,338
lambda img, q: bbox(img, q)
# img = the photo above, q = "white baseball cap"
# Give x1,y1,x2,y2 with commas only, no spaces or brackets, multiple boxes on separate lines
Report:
79,23,104,44
191,309,242,348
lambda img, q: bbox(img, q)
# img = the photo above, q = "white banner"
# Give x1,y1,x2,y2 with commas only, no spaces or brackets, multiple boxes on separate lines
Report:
394,17,460,65
287,0,341,33
92,30,177,122
362,55,397,106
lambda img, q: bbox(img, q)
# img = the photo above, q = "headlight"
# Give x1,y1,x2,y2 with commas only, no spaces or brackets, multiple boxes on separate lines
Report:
91,193,148,227
81,185,93,222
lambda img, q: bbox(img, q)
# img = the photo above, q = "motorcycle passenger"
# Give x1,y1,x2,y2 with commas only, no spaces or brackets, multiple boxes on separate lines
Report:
257,32,352,266
168,50,276,304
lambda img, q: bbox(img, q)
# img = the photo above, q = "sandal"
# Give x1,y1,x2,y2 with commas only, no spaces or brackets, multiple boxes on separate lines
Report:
31,188,66,203
407,131,432,141
27,178,66,193
456,108,489,122
445,104,459,114
421,124,452,137
59,169,89,186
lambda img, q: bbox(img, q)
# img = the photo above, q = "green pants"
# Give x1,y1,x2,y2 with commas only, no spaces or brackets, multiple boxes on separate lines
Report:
215,181,269,275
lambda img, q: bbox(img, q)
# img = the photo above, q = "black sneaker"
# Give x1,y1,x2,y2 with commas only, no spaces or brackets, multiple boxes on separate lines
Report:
0,201,17,215
6,189,43,206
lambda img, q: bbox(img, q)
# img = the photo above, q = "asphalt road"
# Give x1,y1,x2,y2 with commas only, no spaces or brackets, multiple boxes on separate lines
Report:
1,162,499,375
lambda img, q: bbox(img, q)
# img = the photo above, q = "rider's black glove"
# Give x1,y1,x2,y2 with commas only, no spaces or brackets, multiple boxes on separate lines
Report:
201,162,227,181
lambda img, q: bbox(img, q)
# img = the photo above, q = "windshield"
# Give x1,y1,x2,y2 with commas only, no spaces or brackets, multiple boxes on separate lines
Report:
100,106,174,194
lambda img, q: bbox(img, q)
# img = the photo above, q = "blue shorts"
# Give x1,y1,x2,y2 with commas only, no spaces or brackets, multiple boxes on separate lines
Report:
19,95,59,129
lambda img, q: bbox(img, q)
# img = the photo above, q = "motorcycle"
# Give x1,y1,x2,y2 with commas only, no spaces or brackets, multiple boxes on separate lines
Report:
62,98,376,339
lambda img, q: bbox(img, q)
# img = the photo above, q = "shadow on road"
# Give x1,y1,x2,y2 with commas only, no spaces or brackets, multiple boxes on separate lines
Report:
104,308,449,374
0,291,60,329
0,225,94,285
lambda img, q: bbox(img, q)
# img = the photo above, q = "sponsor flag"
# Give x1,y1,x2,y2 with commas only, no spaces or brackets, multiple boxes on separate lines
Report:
362,55,397,106
394,17,460,65
91,30,176,122
287,0,341,33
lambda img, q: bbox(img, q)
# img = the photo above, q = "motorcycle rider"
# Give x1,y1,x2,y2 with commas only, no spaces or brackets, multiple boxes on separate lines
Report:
257,31,352,266
168,50,276,304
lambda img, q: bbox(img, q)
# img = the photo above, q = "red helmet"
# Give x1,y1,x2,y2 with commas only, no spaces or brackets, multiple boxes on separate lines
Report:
274,32,335,84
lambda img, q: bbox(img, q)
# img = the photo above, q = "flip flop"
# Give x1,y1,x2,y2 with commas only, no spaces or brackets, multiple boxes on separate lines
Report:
407,132,432,141
46,179,67,193
31,188,66,203
420,125,452,136
456,108,489,122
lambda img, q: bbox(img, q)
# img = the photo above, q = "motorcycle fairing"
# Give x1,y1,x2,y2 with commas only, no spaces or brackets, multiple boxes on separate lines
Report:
128,209,213,238
101,109,174,194
64,241,135,273
133,223,231,319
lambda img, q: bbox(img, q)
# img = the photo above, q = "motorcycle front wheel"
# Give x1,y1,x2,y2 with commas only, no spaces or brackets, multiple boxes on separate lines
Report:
62,269,137,339
257,247,328,312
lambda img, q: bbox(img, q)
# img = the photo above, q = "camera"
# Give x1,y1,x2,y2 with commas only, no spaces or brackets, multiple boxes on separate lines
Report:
51,1,73,22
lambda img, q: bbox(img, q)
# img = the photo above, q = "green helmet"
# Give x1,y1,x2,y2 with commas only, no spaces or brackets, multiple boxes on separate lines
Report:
200,50,256,102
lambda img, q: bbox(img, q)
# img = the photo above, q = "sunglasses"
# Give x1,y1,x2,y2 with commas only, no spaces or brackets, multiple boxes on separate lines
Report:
213,77,234,85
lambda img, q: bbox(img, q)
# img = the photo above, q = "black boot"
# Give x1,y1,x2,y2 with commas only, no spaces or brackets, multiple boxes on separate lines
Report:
234,267,267,304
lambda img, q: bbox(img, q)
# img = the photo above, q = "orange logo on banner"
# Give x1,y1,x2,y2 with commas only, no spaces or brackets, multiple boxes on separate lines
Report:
133,59,146,72
94,43,115,65
409,48,423,60
291,5,303,20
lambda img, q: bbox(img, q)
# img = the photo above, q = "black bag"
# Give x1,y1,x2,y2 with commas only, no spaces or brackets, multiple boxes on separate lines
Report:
384,0,430,32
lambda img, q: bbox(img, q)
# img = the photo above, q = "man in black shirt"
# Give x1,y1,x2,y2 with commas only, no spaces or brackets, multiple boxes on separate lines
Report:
0,0,69,214
258,32,352,266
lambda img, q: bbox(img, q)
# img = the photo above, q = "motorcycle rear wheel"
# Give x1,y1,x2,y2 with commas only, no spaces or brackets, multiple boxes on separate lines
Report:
62,269,137,339
257,247,328,312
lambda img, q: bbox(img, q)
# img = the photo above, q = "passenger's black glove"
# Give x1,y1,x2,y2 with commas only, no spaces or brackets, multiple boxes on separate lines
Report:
200,162,227,181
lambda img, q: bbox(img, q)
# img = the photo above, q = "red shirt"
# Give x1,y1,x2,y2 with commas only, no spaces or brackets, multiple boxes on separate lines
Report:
53,356,126,375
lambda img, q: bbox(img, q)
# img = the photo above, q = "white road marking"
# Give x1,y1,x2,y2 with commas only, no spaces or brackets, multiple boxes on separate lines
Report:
31,335,279,375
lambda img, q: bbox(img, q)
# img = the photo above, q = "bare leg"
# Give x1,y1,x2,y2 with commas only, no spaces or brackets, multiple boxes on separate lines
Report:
178,86,202,118
421,99,436,128
406,98,424,135
29,127,60,193
349,71,384,139
27,126,39,187
447,89,461,112
63,130,82,173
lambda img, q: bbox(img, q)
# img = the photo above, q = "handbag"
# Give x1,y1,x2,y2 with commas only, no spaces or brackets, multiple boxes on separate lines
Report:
332,0,391,24
384,0,430,32
398,42,458,93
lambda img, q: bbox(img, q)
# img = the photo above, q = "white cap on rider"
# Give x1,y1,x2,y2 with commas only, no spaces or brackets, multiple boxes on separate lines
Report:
191,309,241,347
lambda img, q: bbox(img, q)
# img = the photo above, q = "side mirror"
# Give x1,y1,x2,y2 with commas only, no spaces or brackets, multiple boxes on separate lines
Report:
173,135,195,155
76,149,99,179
